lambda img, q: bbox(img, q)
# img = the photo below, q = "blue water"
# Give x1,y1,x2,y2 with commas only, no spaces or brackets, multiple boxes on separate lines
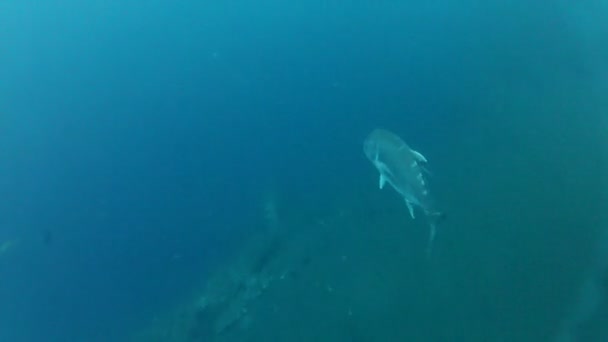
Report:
1,1,607,341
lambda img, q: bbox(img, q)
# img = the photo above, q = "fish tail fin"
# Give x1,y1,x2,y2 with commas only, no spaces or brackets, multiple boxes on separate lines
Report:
426,223,437,256
426,211,446,256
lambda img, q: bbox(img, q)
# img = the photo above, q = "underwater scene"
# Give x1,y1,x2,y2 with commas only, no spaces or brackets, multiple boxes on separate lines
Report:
1,1,607,341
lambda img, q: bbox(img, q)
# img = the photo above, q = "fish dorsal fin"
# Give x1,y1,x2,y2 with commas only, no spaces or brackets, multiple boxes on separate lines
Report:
411,149,427,163
379,174,387,189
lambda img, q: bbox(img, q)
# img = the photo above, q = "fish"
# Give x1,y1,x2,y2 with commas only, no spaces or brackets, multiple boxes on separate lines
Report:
0,238,19,255
363,128,445,253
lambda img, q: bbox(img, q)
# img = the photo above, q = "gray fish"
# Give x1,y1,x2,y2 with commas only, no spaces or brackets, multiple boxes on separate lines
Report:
364,128,444,252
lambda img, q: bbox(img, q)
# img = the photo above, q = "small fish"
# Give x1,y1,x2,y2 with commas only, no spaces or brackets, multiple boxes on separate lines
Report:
42,229,53,246
364,128,445,253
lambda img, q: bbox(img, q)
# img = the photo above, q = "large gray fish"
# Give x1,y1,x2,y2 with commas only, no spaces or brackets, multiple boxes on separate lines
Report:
364,128,444,252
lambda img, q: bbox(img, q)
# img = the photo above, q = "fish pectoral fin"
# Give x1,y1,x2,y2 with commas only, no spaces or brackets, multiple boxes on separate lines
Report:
405,200,415,219
379,174,387,189
411,149,428,163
